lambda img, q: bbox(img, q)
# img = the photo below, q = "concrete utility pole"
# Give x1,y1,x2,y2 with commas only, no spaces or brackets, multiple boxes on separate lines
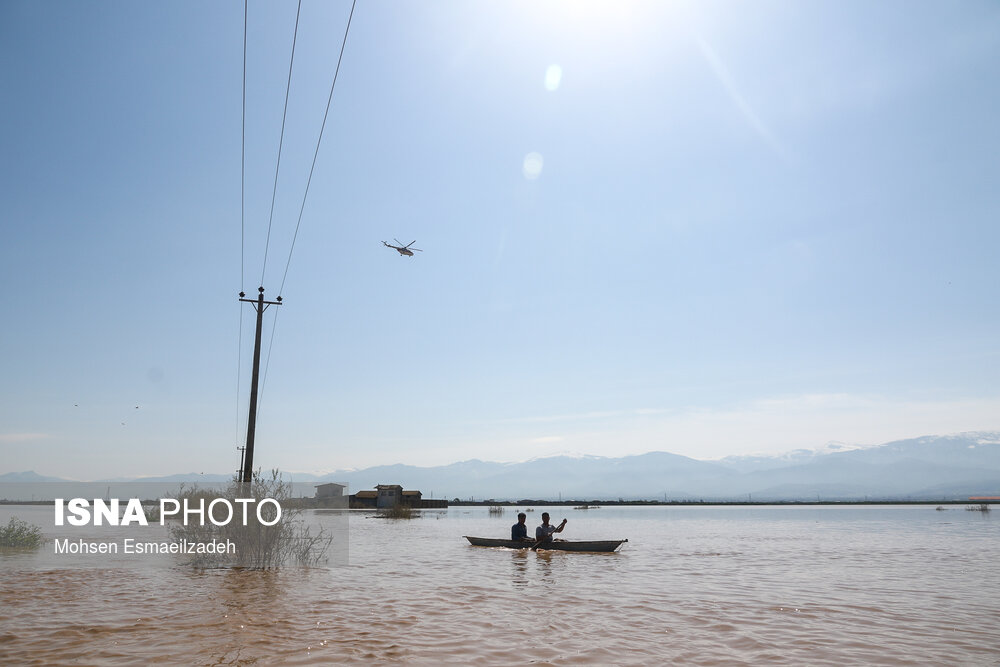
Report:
239,286,281,484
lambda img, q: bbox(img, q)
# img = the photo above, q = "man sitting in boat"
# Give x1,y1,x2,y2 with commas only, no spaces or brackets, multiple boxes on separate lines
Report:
535,513,568,544
511,512,531,542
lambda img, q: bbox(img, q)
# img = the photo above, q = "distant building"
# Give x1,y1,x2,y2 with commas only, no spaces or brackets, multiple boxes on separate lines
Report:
351,490,377,508
314,483,346,499
348,484,445,509
376,484,403,509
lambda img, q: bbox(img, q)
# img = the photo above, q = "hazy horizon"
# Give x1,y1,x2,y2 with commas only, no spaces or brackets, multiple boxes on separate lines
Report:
0,431,905,480
6,430,998,483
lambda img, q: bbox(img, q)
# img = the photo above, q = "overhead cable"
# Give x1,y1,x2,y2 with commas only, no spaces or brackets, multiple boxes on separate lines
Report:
260,0,304,287
236,0,249,449
278,0,358,297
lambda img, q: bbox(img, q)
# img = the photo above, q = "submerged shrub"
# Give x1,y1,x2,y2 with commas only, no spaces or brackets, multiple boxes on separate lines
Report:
0,517,43,549
168,469,332,569
378,504,414,519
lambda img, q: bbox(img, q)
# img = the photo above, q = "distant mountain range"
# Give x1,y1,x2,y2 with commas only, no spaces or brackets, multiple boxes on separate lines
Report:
3,432,999,501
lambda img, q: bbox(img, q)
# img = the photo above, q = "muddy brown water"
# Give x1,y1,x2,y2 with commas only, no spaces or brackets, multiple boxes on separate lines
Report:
2,505,997,665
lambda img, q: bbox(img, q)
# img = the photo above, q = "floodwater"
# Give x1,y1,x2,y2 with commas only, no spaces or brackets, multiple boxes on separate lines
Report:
1,505,998,665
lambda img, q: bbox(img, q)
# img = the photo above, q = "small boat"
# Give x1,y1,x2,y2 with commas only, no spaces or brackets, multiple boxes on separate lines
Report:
464,536,627,552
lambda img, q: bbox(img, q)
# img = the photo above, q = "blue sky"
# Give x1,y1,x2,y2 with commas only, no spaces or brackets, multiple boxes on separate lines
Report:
2,0,998,480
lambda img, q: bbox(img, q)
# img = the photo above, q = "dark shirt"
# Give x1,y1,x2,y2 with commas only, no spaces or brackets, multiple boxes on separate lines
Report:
511,522,528,540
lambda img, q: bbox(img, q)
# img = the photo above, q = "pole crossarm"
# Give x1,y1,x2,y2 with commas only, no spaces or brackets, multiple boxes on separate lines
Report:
240,299,281,310
239,298,283,307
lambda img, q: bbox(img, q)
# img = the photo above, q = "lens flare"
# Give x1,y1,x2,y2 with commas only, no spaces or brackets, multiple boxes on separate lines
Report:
545,64,562,91
522,152,544,180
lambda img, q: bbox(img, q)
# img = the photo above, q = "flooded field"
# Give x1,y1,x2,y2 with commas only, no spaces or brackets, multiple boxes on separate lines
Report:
2,505,998,665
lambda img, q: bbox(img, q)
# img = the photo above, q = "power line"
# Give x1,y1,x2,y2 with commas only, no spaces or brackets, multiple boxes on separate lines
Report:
237,0,248,452
261,0,303,288
236,305,245,446
278,0,358,296
241,0,247,293
259,307,280,407
244,0,357,434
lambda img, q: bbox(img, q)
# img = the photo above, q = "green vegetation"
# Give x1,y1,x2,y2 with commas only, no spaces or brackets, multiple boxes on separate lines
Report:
378,504,414,519
0,517,43,549
168,469,332,568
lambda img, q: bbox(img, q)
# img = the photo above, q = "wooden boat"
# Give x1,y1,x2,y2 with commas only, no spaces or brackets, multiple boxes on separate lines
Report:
464,536,627,552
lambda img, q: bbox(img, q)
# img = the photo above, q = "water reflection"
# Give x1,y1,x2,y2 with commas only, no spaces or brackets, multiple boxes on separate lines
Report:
217,567,285,610
534,550,556,586
509,550,529,588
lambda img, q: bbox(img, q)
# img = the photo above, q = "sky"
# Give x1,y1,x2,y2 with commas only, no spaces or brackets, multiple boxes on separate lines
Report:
1,0,998,480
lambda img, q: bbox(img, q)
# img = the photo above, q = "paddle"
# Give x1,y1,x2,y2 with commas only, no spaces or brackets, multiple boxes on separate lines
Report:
531,518,567,551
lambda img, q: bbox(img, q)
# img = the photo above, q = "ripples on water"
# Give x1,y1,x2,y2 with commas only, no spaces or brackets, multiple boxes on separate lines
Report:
1,505,998,665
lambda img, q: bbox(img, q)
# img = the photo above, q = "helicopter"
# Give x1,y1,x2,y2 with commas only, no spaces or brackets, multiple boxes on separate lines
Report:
383,239,422,256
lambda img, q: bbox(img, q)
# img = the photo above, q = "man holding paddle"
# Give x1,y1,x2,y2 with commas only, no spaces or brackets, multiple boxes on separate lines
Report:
533,512,567,549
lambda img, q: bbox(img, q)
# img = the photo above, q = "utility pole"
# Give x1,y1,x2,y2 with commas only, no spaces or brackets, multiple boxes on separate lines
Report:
239,286,281,485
